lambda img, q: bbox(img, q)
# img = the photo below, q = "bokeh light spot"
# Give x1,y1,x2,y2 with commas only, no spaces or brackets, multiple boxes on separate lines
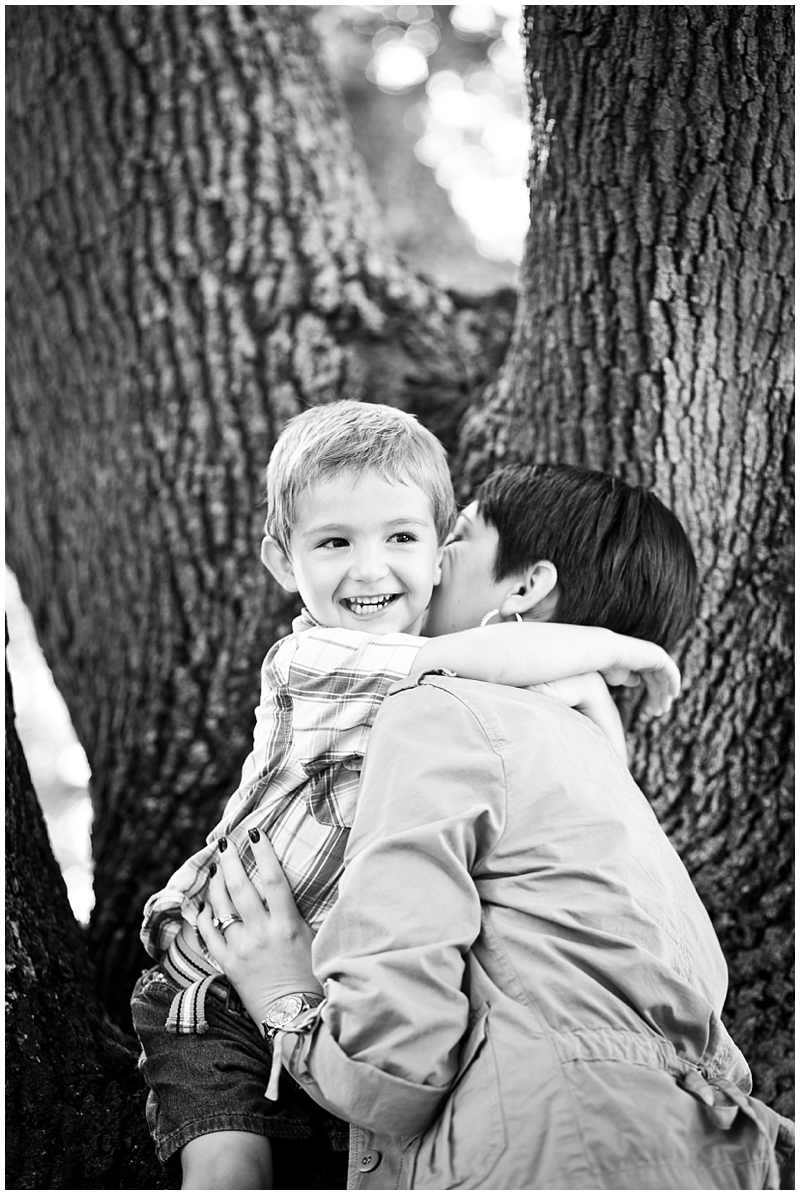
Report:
368,38,430,91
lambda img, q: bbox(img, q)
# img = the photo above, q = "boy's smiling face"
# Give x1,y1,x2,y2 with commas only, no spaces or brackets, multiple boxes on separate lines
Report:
272,470,444,636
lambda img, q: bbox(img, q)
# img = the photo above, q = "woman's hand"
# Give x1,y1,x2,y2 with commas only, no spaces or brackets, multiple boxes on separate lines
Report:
196,830,322,1030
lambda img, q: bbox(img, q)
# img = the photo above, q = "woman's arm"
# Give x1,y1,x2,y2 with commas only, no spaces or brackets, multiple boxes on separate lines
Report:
415,622,680,715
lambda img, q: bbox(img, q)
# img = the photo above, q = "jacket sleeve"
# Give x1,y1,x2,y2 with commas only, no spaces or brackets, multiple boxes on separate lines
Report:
280,677,507,1136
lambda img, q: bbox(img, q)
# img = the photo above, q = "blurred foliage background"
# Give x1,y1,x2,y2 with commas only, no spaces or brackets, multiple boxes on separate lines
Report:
318,2,528,287
5,3,527,924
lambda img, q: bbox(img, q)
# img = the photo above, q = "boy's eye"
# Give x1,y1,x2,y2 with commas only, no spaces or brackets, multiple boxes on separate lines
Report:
390,532,418,544
318,537,349,550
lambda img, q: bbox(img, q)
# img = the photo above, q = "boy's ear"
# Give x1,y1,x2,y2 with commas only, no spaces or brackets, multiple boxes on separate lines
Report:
499,561,559,622
433,544,445,588
261,535,300,593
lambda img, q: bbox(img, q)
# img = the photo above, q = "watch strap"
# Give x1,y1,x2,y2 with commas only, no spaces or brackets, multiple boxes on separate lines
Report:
261,991,323,1041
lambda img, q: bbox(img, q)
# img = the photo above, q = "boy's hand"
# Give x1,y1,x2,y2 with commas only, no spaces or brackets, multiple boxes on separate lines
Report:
197,831,322,1031
602,637,681,716
531,673,628,765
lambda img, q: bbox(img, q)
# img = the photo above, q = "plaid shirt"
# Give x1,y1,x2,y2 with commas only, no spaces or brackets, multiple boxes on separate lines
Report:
140,610,425,963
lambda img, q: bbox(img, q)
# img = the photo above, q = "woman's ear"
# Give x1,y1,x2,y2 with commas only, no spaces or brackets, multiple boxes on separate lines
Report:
499,561,559,622
261,536,299,593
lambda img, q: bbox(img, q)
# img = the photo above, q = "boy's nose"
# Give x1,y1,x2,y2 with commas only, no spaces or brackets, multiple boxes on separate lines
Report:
350,545,389,584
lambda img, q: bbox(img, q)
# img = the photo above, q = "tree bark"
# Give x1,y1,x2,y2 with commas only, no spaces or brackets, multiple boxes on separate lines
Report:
5,3,512,1031
458,4,794,1113
4,3,793,1186
5,652,164,1189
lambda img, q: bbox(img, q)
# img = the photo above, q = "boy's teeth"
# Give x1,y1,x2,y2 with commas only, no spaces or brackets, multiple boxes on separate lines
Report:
346,595,397,613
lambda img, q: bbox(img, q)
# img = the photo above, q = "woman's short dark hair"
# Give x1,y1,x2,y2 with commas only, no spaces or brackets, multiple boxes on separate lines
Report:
477,464,698,650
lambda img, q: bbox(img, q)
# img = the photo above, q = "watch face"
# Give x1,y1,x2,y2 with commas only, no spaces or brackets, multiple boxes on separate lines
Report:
266,994,304,1028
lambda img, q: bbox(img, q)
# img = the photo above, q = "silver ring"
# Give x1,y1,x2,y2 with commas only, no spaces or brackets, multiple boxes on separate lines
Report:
213,914,243,934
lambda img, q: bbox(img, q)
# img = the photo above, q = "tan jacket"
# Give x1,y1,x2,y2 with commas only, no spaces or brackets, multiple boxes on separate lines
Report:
282,674,793,1189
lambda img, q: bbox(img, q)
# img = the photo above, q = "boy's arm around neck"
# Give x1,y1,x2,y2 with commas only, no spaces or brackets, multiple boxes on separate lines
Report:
414,622,681,716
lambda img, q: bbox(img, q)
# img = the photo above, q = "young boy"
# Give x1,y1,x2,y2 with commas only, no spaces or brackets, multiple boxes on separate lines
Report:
132,401,693,1189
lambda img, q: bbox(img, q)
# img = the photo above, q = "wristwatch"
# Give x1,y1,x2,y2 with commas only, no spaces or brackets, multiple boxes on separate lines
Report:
261,992,324,1041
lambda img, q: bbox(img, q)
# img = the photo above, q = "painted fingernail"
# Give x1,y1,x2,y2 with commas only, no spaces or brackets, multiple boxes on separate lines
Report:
248,828,260,843
218,837,228,852
209,863,217,878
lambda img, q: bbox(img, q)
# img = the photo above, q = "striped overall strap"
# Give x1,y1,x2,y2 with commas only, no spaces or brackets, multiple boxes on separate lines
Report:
162,927,225,1035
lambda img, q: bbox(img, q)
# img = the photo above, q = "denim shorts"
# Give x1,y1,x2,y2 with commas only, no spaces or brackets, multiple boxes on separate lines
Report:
131,963,349,1165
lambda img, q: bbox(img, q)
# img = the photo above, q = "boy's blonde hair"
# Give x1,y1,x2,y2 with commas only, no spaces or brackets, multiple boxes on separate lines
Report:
265,401,456,553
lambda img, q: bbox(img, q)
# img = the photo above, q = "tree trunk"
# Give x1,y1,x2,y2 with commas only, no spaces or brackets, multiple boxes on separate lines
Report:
5,3,513,1032
458,4,794,1113
5,653,164,1189
4,3,793,1186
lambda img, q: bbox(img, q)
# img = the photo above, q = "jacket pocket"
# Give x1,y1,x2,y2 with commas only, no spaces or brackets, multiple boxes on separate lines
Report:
408,1004,507,1190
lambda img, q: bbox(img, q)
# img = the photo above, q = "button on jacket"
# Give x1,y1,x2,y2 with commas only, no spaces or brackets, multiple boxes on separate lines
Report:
281,674,793,1189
